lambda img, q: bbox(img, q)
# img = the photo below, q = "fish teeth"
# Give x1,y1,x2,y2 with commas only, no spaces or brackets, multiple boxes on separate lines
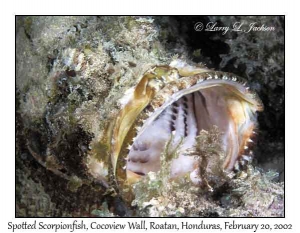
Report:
242,155,251,161
148,67,156,75
145,110,152,117
244,146,248,150
234,162,240,171
248,138,254,143
111,139,115,146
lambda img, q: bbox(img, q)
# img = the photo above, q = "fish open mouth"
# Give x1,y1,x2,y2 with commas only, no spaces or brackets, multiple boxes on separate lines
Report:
125,79,263,184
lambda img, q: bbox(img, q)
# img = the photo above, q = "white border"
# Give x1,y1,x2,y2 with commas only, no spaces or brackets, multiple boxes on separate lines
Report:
1,0,298,232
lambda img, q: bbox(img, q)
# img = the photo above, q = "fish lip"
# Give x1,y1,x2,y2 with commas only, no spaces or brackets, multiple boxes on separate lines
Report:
131,171,145,176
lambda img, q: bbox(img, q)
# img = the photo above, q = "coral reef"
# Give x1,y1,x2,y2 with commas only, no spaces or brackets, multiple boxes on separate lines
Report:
16,16,284,217
133,167,283,217
132,128,283,217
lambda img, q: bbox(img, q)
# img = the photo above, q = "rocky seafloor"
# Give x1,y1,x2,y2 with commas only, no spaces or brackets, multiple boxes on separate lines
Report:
16,16,284,217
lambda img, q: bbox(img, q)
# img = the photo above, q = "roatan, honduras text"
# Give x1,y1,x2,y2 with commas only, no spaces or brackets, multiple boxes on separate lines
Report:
8,220,221,232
